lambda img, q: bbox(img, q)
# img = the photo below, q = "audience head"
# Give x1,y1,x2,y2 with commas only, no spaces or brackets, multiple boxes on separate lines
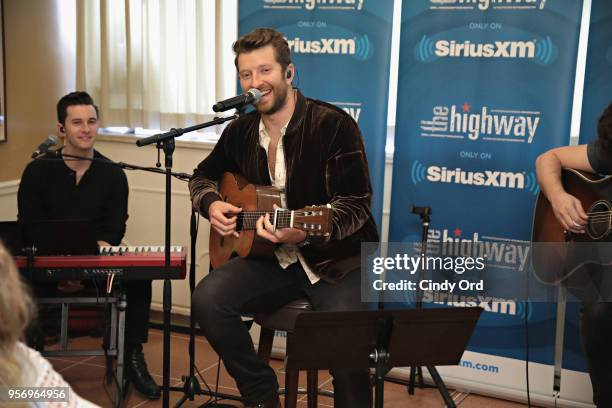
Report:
0,242,36,387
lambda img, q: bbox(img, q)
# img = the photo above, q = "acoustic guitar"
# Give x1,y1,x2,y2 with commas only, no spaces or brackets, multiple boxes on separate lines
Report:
209,172,331,268
531,168,612,284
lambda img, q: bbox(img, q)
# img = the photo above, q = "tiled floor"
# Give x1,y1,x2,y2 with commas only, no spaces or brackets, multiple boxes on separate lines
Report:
48,329,529,407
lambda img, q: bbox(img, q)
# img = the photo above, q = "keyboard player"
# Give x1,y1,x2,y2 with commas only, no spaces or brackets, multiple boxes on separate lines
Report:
17,91,160,400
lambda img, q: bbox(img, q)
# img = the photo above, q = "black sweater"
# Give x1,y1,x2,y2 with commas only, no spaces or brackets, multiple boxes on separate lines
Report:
17,150,129,246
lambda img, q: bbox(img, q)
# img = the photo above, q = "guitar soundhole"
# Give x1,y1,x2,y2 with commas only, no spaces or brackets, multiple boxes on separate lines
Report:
236,213,244,232
587,200,612,240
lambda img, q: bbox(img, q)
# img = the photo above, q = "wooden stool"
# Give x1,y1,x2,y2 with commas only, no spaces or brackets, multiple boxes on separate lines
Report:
255,298,328,408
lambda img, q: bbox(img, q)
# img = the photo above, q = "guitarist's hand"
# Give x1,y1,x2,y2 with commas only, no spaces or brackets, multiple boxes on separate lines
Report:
256,212,307,245
209,201,242,238
550,192,588,234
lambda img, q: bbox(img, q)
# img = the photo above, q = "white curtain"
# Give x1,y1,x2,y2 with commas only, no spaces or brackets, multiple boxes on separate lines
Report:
77,0,235,130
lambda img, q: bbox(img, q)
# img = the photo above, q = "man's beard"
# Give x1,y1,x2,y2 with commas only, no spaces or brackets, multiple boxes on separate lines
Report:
257,83,289,115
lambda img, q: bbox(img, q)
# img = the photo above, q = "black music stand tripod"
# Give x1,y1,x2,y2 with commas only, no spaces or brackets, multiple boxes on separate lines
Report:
407,205,457,407
287,308,482,408
169,209,240,408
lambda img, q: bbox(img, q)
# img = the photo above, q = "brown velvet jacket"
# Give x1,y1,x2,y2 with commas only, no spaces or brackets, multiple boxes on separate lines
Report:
189,89,379,282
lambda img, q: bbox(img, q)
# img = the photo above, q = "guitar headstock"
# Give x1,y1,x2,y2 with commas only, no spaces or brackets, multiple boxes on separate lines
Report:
293,206,331,236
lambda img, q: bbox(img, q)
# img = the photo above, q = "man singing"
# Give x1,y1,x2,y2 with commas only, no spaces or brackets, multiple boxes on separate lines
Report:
189,28,378,407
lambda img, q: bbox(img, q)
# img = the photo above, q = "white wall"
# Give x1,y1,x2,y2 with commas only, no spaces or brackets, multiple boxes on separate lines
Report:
0,180,19,221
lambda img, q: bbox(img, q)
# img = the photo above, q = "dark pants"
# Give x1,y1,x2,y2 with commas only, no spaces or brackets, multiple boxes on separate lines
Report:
123,280,153,346
581,302,612,407
192,257,372,407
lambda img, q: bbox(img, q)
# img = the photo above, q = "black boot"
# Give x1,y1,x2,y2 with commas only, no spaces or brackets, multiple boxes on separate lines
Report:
125,344,161,399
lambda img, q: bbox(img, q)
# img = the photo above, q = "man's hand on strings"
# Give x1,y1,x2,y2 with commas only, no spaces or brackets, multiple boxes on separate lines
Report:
256,204,307,245
209,201,242,238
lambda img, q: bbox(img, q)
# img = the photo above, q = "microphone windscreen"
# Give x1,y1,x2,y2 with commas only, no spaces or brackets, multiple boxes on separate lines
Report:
248,88,262,103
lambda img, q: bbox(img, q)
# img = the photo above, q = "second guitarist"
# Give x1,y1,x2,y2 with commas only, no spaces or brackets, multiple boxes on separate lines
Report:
188,28,378,408
535,102,612,408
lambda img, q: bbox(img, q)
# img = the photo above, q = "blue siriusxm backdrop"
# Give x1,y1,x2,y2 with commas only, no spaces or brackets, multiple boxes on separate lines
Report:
236,0,594,391
389,0,583,369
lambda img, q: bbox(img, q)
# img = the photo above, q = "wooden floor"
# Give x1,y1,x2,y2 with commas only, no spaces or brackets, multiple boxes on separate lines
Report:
48,329,530,407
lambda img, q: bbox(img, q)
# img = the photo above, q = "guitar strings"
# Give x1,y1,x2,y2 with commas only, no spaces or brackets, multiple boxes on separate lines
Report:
584,212,612,222
235,210,324,230
235,211,321,219
233,210,320,215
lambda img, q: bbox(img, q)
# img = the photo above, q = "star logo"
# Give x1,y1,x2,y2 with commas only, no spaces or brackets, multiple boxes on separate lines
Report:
453,227,462,237
462,102,471,113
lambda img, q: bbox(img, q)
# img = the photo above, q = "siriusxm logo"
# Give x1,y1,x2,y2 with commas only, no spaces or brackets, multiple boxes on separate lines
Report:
415,35,554,64
420,103,541,143
515,300,533,320
423,291,531,318
286,35,373,60
264,0,364,11
423,291,531,317
429,0,546,11
437,39,535,58
410,161,540,195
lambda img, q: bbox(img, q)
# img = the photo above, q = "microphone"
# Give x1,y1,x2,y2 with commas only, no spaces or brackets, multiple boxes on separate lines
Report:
31,134,60,158
212,89,262,112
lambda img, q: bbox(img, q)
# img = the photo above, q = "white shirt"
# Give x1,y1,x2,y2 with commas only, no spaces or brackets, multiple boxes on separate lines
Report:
258,119,320,284
17,342,100,408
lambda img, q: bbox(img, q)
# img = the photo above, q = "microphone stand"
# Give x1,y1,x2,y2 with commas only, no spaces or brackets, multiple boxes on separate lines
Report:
170,210,241,408
36,151,192,182
379,205,456,407
406,205,456,407
135,114,239,408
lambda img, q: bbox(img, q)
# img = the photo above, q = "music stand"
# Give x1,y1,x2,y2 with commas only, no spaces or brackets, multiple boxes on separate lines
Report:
287,307,482,408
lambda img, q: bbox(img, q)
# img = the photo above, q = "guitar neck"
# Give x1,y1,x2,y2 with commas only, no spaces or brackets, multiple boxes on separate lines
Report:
237,210,294,231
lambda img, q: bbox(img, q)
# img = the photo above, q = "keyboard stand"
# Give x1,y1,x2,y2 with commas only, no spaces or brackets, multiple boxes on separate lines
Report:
38,288,127,407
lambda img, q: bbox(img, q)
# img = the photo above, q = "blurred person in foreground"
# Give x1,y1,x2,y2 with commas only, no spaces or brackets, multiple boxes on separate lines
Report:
0,241,99,407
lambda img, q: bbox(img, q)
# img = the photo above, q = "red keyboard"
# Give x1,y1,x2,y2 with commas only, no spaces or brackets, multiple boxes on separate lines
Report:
15,246,187,281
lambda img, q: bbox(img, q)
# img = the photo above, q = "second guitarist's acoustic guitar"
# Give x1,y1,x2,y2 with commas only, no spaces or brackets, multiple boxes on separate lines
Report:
532,168,612,284
209,172,331,268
